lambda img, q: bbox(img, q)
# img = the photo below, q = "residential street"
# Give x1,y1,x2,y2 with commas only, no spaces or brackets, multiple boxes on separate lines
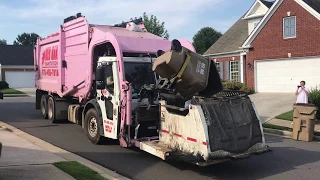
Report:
1,96,320,180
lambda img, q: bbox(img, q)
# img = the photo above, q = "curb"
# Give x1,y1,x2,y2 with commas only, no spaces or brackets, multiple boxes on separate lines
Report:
3,94,29,97
0,121,131,180
263,128,320,141
263,128,293,138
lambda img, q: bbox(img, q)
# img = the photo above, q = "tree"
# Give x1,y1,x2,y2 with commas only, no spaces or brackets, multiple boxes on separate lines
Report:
192,27,223,55
142,12,169,39
0,39,7,45
13,33,40,46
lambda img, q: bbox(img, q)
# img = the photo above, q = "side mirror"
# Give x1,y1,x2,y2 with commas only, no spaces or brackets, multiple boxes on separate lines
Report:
96,66,105,90
96,65,105,81
0,92,3,100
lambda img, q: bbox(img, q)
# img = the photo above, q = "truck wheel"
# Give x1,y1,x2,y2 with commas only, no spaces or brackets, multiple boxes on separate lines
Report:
40,95,48,119
47,96,58,123
84,109,102,144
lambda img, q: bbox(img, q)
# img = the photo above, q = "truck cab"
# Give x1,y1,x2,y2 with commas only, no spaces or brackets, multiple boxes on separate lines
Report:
87,55,159,144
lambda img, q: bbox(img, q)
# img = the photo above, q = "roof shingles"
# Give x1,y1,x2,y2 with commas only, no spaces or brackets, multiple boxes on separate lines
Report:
0,45,34,66
302,0,320,14
203,14,248,55
260,0,275,8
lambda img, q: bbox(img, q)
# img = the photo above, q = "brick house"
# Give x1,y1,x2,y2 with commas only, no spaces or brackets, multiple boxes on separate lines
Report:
205,0,320,93
243,0,320,92
0,45,34,88
204,0,274,83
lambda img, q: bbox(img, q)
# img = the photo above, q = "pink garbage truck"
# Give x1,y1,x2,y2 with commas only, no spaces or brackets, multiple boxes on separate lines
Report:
34,13,270,165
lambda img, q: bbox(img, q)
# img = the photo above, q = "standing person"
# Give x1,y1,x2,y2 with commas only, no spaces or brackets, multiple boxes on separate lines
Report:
295,80,310,104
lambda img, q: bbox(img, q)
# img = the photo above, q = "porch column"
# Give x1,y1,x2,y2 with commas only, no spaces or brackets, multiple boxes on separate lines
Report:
240,52,246,83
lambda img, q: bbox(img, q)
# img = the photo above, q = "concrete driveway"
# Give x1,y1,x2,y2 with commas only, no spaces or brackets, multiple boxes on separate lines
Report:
249,93,296,123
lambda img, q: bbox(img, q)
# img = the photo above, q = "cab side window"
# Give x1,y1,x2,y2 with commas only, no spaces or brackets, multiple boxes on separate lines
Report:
105,64,114,95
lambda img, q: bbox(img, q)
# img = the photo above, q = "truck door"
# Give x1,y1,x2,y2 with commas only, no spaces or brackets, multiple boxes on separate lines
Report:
97,60,120,139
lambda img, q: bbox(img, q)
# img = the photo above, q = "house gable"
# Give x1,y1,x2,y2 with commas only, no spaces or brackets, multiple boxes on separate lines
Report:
244,0,320,88
242,0,282,49
242,0,320,48
204,0,275,57
243,0,271,20
243,0,274,35
247,0,320,60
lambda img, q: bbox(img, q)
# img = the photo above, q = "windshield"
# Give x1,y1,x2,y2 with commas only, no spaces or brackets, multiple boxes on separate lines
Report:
124,62,155,96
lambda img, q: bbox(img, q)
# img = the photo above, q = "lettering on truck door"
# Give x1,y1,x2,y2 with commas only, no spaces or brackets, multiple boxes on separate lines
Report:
41,45,60,77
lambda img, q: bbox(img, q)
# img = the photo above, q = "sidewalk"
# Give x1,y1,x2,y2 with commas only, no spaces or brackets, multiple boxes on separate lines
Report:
0,127,75,180
15,88,36,97
0,121,130,180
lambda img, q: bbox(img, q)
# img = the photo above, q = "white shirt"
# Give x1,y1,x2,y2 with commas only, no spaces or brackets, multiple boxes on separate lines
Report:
296,87,310,104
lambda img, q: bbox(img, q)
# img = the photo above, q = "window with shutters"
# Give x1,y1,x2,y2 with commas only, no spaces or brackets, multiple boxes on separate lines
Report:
283,16,296,39
230,61,239,82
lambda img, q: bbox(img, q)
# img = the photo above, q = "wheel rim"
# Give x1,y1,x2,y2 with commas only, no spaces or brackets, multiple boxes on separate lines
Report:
88,117,98,137
48,100,53,119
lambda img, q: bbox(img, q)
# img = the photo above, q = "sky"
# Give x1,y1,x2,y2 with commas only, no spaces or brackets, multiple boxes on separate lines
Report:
0,0,257,44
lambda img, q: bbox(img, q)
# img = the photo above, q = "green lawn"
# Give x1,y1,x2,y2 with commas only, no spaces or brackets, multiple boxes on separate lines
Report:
0,88,25,95
275,110,293,121
53,161,106,180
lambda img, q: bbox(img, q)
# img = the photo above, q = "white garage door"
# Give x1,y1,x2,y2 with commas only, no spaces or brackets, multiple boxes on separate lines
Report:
256,57,320,93
5,71,35,88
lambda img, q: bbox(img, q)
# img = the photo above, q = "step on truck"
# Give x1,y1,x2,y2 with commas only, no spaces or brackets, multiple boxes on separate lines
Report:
34,13,270,166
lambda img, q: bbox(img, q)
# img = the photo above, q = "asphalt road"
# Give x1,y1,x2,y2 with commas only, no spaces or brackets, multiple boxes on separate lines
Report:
1,97,320,180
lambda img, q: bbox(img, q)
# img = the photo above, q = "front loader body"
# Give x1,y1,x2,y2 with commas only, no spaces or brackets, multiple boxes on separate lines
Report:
140,91,269,165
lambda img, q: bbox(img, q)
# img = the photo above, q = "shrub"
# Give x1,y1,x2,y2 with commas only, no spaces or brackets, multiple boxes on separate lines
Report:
241,86,255,95
0,81,9,90
221,81,255,95
222,81,244,90
308,85,320,119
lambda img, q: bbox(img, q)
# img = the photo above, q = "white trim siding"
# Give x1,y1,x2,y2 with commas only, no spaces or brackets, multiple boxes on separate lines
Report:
240,52,246,83
242,0,283,49
204,50,243,58
243,0,270,20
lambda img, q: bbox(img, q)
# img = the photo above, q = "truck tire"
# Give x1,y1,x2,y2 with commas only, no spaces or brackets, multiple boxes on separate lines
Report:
40,95,48,119
84,109,103,144
47,96,58,123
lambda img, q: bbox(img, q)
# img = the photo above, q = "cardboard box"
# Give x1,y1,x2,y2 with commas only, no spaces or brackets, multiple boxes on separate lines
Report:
292,103,317,142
